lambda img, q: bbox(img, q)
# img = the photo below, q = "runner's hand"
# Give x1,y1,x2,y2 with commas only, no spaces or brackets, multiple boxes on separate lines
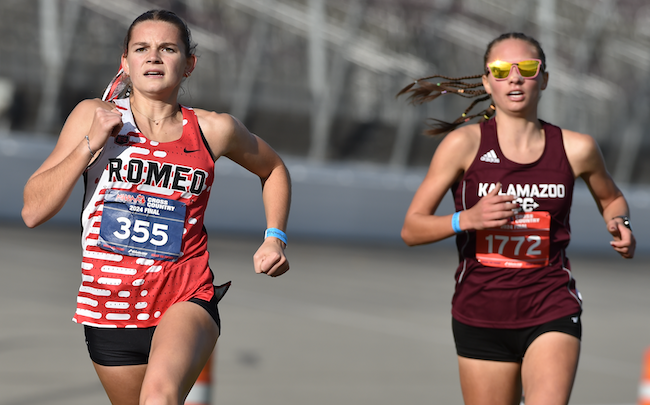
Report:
608,218,635,259
87,107,123,153
462,182,519,231
253,237,289,277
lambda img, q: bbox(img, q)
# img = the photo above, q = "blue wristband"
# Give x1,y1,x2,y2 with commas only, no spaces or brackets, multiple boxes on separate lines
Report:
451,211,462,234
265,228,288,245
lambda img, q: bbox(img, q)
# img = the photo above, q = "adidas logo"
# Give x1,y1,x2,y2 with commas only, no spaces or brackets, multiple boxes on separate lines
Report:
480,149,500,164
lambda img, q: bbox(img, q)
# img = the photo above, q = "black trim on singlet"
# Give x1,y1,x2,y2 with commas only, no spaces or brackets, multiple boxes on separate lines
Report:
80,171,88,234
197,121,214,259
198,125,216,161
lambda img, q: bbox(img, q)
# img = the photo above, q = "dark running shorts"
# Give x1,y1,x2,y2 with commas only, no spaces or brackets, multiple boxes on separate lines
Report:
84,295,221,367
452,312,582,362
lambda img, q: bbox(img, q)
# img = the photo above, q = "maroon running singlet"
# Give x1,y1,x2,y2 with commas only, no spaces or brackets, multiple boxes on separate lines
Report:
450,118,582,329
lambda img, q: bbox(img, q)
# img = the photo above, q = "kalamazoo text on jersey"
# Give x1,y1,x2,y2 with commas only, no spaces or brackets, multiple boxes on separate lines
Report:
477,182,567,213
477,183,567,198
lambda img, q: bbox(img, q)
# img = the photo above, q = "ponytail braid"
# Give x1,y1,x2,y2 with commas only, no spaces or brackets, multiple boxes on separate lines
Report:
397,74,494,135
426,95,496,136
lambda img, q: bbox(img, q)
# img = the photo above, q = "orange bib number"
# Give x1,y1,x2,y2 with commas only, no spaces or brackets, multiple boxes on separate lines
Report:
476,211,550,269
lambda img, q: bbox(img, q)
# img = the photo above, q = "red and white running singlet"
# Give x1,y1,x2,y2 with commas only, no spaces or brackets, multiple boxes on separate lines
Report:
74,98,215,328
450,119,582,329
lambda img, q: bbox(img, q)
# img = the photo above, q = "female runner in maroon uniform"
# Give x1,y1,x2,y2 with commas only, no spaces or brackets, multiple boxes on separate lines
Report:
22,10,290,405
400,33,635,405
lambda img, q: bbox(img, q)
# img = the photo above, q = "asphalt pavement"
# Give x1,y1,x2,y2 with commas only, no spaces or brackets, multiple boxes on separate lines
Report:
0,223,648,405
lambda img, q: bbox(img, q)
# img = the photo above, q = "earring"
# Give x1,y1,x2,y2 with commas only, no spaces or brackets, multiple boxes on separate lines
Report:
184,72,191,78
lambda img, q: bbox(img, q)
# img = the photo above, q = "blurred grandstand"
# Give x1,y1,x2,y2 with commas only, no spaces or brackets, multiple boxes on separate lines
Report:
1,0,649,183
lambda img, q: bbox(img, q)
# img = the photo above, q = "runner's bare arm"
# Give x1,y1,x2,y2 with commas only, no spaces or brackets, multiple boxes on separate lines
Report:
401,125,518,246
22,99,122,228
564,130,635,258
197,110,291,276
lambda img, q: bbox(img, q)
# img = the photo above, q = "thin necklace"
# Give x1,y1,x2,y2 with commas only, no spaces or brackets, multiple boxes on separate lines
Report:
131,101,179,125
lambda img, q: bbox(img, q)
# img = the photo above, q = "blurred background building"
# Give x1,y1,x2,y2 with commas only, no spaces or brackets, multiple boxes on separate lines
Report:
2,0,650,183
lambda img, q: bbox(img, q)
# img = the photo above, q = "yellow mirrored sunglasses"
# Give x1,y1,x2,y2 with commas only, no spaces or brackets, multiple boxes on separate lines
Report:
486,59,543,80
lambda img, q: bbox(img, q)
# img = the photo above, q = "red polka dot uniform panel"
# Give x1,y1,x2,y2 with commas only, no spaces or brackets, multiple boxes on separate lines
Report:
76,98,215,328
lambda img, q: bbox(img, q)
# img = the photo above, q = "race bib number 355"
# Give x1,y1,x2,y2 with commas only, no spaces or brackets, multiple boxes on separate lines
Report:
475,211,550,269
98,190,186,261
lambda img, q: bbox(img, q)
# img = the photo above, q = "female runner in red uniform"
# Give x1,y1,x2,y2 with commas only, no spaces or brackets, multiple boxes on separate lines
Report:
22,9,290,405
400,32,635,405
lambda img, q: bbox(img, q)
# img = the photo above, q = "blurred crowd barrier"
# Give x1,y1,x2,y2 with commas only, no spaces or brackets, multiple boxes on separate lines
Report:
1,0,650,181
2,133,649,254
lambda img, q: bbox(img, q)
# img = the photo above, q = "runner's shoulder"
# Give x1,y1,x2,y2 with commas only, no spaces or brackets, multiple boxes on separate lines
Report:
66,99,118,124
434,123,481,165
561,128,600,164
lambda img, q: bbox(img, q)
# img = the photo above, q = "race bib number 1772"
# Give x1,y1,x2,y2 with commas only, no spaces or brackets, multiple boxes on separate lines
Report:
98,190,186,261
475,211,550,269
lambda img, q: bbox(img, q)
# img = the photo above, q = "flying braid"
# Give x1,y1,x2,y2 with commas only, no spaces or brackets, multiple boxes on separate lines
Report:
397,74,494,135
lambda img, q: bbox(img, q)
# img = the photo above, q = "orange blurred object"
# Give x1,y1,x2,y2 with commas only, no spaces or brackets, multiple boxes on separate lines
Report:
639,347,650,405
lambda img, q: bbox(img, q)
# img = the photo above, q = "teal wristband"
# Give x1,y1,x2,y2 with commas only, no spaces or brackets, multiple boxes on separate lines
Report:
451,211,462,234
265,228,288,245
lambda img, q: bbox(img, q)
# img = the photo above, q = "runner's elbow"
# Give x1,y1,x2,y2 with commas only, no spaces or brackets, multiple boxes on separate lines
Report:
21,208,39,228
21,204,47,228
401,226,418,246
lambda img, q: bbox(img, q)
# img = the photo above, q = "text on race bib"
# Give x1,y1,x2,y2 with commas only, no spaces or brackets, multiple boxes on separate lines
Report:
475,211,550,269
98,190,186,261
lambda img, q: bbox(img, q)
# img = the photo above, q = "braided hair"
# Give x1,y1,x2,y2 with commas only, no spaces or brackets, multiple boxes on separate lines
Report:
398,32,546,136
